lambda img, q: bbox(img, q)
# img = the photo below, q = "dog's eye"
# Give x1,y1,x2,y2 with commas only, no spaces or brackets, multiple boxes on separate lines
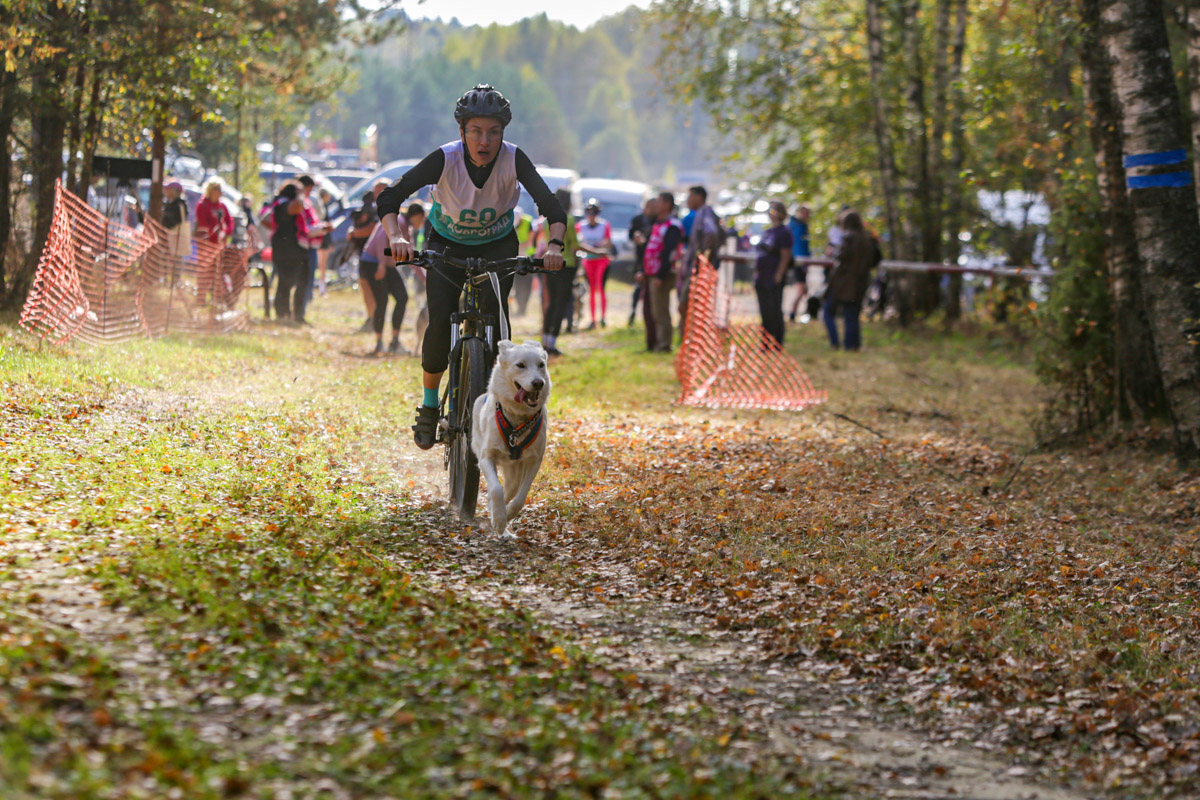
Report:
539,362,545,369
515,362,525,369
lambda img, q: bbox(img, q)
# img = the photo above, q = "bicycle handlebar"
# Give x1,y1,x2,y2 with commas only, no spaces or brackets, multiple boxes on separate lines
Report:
382,248,551,275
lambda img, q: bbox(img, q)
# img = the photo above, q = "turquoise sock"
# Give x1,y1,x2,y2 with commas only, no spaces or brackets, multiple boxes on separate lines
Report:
423,387,439,408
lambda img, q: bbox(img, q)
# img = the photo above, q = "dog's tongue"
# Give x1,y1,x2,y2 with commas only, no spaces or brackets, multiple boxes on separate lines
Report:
514,387,527,405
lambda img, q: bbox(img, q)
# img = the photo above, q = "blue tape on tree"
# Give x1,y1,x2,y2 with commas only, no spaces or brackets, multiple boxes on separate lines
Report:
1127,171,1193,189
1123,149,1188,168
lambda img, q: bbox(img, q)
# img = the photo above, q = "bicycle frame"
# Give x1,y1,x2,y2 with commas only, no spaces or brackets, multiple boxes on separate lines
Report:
443,274,497,435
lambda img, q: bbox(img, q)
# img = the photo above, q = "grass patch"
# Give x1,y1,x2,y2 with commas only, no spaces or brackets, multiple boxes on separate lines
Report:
1,312,827,797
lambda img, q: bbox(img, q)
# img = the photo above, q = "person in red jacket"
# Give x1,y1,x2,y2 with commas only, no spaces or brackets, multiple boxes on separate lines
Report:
193,181,233,245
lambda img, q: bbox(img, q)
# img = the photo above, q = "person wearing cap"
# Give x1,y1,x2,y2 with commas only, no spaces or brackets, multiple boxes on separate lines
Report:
576,197,613,330
376,83,566,450
754,200,793,348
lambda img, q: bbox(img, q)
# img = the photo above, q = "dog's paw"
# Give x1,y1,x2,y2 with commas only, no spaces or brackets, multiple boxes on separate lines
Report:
499,530,517,541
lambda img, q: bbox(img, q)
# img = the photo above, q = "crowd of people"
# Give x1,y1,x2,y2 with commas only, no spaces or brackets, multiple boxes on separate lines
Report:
153,170,883,358
243,173,883,358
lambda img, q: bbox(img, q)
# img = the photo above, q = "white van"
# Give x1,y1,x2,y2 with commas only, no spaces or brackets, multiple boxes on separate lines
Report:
570,178,655,273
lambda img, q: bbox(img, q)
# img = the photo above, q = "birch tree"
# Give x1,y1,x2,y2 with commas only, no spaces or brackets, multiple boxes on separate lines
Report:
1101,0,1200,458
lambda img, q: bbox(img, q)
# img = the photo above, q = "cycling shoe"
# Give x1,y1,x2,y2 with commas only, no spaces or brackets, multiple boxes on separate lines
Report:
413,405,439,450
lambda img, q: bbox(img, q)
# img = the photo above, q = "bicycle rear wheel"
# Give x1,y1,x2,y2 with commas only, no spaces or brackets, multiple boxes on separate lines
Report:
449,337,487,519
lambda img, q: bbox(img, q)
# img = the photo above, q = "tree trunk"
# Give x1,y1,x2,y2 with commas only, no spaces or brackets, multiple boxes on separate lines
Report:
64,63,87,195
0,68,14,305
1081,0,1167,422
7,43,70,310
896,0,940,316
1101,0,1200,460
1183,0,1200,210
902,1,936,264
943,0,969,322
77,74,105,202
149,116,165,222
866,0,904,260
930,0,951,261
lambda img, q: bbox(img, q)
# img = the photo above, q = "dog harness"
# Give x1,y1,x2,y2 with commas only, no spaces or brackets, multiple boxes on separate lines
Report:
494,403,544,460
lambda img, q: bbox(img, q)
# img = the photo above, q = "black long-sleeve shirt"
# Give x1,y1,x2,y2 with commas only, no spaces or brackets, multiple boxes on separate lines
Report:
375,145,566,229
657,222,683,277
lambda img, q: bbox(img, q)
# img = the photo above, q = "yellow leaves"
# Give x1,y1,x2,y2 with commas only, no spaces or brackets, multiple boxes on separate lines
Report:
549,645,571,667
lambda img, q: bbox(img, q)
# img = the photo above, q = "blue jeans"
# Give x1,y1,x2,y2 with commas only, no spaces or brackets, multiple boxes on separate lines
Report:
304,248,318,304
823,299,862,350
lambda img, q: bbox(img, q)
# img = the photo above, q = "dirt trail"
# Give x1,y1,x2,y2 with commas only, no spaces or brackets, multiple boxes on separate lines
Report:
383,484,1088,800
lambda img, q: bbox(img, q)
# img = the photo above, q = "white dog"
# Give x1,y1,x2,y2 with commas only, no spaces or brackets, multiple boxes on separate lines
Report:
472,339,551,537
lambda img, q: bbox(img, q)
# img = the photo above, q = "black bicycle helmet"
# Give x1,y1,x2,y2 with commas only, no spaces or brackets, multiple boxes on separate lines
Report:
585,197,602,212
454,84,513,127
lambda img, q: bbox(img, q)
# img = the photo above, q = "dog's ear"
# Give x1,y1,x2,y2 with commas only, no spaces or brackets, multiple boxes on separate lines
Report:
522,339,541,349
498,340,514,356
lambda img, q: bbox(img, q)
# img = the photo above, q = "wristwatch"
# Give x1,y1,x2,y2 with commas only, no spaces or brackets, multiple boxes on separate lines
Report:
547,238,565,250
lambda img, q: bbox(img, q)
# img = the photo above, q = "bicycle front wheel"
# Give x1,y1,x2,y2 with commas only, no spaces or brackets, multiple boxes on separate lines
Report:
449,337,487,519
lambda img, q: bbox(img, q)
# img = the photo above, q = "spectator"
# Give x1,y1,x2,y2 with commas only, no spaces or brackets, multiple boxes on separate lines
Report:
161,181,190,257
679,185,723,333
403,202,429,355
316,188,335,294
353,181,389,332
823,210,881,351
297,175,330,306
542,189,581,356
512,207,538,318
640,191,684,353
361,212,410,356
194,180,233,245
825,204,850,258
787,204,812,322
628,197,656,327
577,197,613,330
755,200,793,348
270,183,308,324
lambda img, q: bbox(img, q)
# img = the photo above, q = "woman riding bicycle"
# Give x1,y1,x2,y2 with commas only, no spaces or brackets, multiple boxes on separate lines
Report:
377,84,567,450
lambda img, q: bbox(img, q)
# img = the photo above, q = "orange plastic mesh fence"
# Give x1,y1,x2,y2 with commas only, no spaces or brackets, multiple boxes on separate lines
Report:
20,181,251,344
676,256,827,411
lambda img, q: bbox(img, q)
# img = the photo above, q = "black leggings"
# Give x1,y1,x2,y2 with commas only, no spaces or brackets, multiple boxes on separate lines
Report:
272,242,308,321
542,264,578,337
365,262,408,335
422,231,518,374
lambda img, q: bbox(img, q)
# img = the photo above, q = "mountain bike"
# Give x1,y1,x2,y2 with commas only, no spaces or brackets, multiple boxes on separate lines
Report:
389,248,548,518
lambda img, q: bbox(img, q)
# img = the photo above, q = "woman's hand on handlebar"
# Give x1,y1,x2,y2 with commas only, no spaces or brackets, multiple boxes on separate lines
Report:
542,247,565,271
389,236,414,263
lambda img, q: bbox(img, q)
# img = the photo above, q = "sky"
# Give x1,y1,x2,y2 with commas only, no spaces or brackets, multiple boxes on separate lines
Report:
402,0,651,30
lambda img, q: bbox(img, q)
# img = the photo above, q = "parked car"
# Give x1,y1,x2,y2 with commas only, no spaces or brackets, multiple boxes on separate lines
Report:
570,178,655,277
536,166,579,195
320,169,373,194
